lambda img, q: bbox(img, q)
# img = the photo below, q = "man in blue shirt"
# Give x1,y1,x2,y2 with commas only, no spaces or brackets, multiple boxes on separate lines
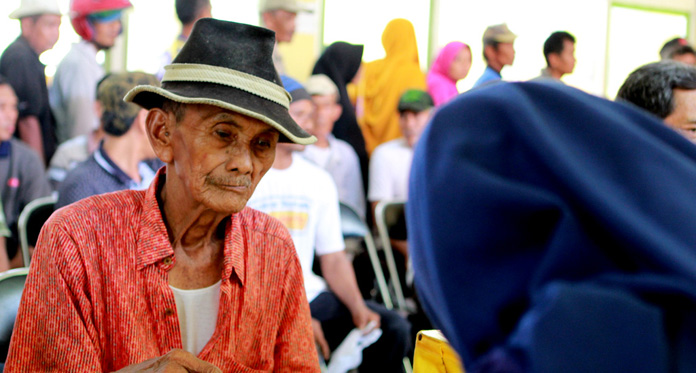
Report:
56,72,162,208
473,23,516,88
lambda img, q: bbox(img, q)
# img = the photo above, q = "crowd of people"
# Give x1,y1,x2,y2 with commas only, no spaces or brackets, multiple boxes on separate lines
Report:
2,0,696,371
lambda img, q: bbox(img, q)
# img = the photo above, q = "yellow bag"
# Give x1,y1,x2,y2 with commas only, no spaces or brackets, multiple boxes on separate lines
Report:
413,330,465,373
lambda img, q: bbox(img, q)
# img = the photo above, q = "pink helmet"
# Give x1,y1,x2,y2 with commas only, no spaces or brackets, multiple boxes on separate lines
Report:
70,0,132,41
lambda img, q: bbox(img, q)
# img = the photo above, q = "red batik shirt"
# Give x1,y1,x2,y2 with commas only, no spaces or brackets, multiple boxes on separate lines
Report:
5,171,320,372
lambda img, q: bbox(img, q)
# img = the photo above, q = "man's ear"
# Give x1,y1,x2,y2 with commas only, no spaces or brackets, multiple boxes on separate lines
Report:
146,108,174,163
548,53,560,69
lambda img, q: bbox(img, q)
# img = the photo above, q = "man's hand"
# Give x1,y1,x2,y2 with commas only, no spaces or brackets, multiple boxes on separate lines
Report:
114,349,221,373
312,318,330,360
350,305,381,332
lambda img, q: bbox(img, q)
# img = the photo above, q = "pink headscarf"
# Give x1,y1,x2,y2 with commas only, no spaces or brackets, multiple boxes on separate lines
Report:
427,41,469,106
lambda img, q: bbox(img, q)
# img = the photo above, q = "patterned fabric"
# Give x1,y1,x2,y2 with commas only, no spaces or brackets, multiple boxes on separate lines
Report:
6,170,320,372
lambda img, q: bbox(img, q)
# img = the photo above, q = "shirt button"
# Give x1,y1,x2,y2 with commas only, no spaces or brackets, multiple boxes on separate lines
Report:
164,308,174,317
163,257,173,265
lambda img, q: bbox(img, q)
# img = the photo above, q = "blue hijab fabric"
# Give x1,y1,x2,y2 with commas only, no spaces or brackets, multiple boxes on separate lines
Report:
408,82,696,373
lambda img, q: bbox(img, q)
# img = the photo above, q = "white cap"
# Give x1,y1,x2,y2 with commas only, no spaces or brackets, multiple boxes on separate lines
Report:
305,74,339,100
9,0,61,19
259,0,313,14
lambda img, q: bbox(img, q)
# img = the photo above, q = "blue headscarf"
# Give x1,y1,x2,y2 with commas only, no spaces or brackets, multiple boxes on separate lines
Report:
408,81,696,372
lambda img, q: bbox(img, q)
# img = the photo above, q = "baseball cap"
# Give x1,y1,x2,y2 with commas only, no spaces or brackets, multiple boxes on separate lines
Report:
259,0,313,13
280,75,311,103
483,23,517,44
305,74,339,100
98,72,159,136
398,89,434,113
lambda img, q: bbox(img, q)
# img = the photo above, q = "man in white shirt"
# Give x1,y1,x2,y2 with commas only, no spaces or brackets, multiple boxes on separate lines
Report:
302,74,366,219
368,89,433,257
248,76,411,372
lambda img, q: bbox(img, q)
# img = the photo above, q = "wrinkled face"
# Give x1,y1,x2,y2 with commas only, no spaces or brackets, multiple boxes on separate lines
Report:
664,88,696,142
448,47,472,81
92,18,122,49
0,85,18,141
161,104,279,213
495,42,515,66
23,14,61,54
264,10,297,43
310,94,340,139
555,39,576,75
399,108,431,148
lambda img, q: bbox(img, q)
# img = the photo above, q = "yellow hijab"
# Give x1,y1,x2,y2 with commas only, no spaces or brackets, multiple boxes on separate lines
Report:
357,18,426,154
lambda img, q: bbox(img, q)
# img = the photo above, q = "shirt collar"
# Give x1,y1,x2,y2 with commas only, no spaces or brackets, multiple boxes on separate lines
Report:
94,141,133,185
136,168,246,285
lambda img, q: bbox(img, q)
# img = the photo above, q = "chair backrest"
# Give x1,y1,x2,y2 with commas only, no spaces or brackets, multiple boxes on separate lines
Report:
18,194,57,267
339,202,393,310
374,200,408,311
0,267,29,363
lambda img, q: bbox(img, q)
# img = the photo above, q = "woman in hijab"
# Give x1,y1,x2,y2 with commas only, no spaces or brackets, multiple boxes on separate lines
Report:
427,42,472,106
312,41,369,198
408,81,696,372
357,18,426,154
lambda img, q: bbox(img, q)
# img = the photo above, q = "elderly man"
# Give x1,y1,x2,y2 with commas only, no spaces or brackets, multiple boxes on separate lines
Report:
302,74,365,219
0,0,61,164
616,61,696,142
259,0,311,74
6,19,319,372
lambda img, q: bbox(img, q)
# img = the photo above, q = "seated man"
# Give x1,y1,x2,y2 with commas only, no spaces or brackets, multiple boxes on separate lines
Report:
409,81,696,372
302,74,365,219
368,89,433,258
56,72,163,208
616,61,696,142
0,75,51,268
6,19,319,371
247,76,411,372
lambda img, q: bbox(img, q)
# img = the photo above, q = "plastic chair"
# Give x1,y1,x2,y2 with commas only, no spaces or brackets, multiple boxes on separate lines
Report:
0,267,29,364
339,202,394,310
374,200,408,311
18,195,57,267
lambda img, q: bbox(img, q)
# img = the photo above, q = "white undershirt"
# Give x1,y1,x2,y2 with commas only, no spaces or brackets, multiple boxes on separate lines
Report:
170,280,221,355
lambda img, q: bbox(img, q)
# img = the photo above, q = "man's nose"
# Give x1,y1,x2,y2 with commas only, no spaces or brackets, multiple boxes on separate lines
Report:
227,145,253,174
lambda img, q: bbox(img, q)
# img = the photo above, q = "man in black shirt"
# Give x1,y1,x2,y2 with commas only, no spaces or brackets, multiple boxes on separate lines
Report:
0,0,62,165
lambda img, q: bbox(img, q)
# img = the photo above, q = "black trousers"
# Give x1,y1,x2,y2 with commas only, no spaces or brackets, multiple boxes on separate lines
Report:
310,291,411,372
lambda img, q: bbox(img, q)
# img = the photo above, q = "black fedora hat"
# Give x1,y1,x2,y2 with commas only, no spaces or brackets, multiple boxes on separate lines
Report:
124,18,316,145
